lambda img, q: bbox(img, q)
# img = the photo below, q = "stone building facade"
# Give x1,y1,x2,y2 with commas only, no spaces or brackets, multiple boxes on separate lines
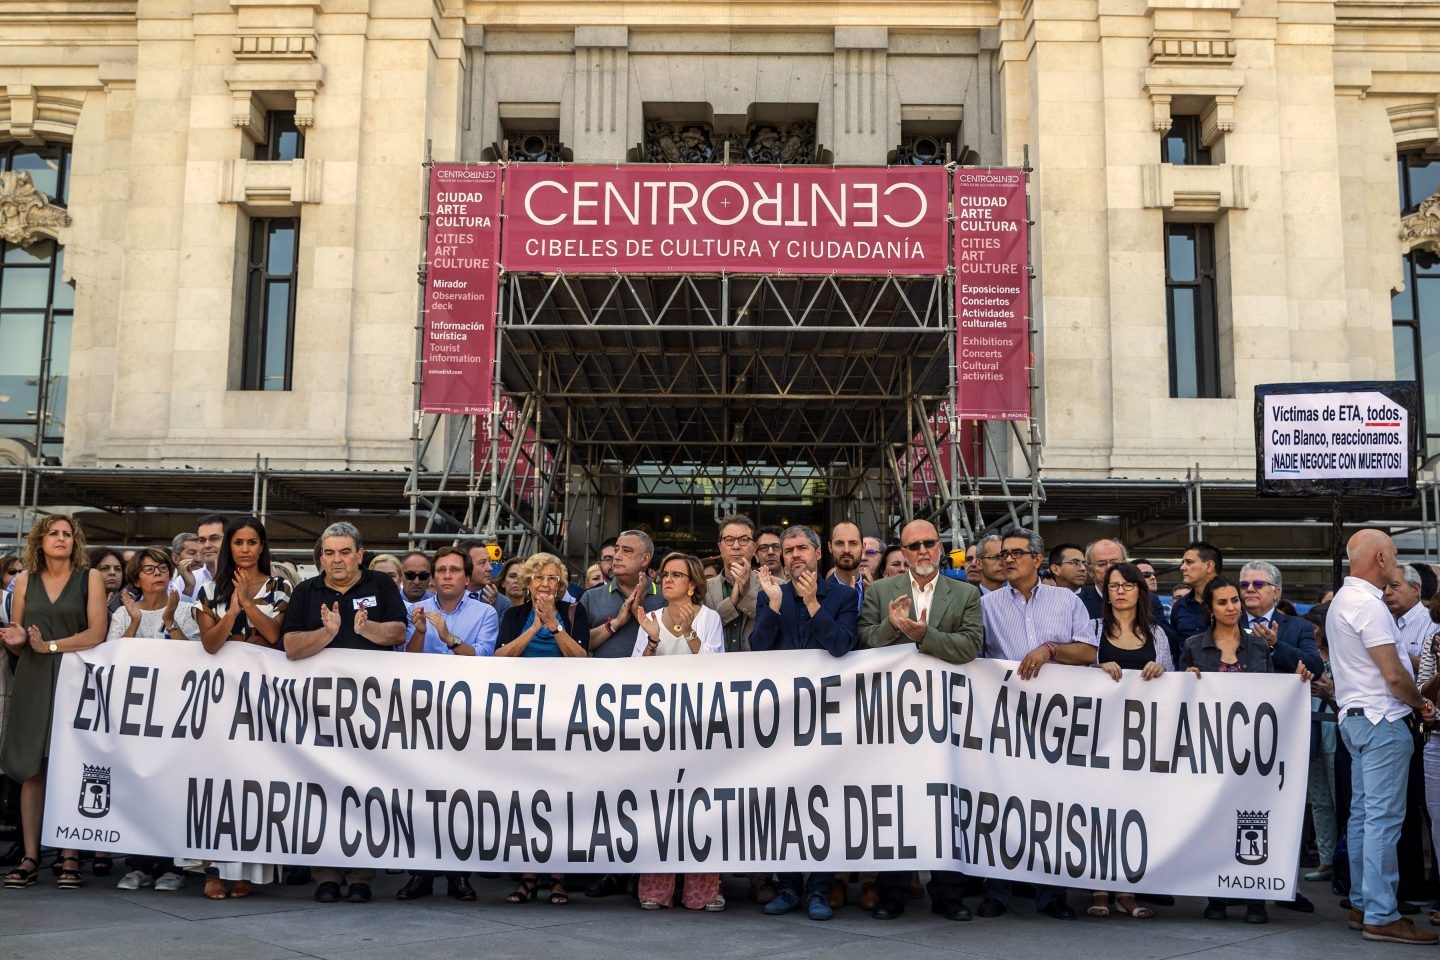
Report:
0,0,1436,506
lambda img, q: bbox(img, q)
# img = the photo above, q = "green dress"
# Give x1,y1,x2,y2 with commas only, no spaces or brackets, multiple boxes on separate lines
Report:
0,570,88,781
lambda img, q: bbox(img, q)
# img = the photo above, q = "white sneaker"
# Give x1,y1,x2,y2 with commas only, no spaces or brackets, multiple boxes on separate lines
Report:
704,895,726,912
154,872,186,891
116,870,153,890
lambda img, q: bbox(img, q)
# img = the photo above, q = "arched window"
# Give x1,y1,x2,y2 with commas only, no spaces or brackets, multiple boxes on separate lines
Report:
0,142,73,460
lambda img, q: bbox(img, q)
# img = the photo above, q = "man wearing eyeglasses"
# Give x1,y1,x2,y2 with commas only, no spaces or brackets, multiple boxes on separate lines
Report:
597,537,618,585
859,519,981,922
705,513,761,652
396,545,489,904
1239,561,1322,676
978,528,1096,921
970,534,1006,593
399,551,433,608
861,537,885,581
755,526,786,581
1047,543,1087,592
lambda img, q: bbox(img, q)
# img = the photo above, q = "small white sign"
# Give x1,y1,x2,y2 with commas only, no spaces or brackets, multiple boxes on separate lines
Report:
1261,391,1408,480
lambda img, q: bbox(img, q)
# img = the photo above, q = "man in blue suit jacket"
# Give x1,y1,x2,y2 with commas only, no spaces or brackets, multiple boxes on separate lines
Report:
750,526,857,658
750,524,857,921
1238,561,1323,677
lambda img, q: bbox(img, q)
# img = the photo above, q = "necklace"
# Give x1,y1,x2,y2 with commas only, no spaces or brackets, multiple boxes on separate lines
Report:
664,608,687,635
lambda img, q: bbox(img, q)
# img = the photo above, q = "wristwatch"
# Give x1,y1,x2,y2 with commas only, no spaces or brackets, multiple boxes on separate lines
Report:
47,641,58,653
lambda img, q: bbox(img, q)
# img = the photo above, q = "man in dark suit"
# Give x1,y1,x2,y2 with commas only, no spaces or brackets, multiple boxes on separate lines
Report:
1078,538,1182,660
1237,560,1323,677
1238,559,1325,915
859,519,982,921
750,524,857,920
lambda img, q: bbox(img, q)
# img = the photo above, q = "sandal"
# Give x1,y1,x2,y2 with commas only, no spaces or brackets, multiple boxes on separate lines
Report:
1087,893,1111,918
1114,895,1153,919
549,880,569,905
91,855,114,877
56,856,82,890
230,879,252,899
505,877,538,904
204,876,228,900
3,856,38,888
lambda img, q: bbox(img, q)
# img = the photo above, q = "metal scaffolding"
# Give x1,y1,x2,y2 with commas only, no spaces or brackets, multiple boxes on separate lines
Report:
404,268,1045,563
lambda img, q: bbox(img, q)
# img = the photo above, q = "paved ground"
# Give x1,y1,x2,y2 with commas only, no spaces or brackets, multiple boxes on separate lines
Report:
0,871,1424,960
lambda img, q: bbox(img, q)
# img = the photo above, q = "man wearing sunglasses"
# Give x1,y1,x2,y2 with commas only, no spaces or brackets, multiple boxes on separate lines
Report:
1238,561,1322,676
858,519,982,922
399,551,433,608
977,527,1096,921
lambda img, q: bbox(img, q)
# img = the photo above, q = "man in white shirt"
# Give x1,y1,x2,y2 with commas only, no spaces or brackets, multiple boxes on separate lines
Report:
1328,529,1437,945
1383,563,1428,669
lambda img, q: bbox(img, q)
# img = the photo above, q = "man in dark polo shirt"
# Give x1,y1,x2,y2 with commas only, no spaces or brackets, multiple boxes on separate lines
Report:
282,521,407,902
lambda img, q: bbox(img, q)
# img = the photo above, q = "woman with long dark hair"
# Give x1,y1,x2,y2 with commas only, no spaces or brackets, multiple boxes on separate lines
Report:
189,516,289,898
194,516,289,653
1088,562,1171,919
86,546,126,615
0,514,107,889
1181,576,1312,924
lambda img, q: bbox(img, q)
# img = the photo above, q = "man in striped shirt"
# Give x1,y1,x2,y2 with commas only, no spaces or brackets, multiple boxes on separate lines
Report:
975,528,1098,920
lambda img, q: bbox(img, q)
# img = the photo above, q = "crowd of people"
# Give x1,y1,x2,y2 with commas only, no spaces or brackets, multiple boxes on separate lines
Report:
0,511,1436,944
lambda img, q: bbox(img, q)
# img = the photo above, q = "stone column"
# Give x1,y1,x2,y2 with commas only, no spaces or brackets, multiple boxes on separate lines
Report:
570,26,629,162
831,28,889,163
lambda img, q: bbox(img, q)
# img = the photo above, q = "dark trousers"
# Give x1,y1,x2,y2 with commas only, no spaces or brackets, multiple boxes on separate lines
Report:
877,869,966,910
983,878,1066,910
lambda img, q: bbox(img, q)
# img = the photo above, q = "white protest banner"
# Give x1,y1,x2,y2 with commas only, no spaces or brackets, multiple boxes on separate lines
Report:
1260,388,1409,481
45,640,1307,897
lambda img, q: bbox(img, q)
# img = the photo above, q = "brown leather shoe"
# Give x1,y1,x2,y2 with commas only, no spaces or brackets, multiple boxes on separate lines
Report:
1349,908,1364,931
1363,918,1440,944
858,881,879,911
828,879,847,909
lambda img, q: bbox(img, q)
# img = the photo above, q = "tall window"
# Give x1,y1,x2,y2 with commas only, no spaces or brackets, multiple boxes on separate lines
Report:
0,142,73,459
241,218,299,391
1165,223,1220,398
1395,151,1440,458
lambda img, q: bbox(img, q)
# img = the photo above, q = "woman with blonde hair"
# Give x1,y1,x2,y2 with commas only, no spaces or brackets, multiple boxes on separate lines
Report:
495,553,587,905
0,514,107,889
367,553,403,589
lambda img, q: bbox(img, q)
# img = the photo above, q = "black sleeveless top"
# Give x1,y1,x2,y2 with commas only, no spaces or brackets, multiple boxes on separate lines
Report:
1099,629,1156,671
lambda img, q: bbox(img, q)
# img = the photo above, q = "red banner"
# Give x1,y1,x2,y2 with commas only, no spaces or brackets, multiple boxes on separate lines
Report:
500,165,948,275
420,164,502,414
953,169,1030,421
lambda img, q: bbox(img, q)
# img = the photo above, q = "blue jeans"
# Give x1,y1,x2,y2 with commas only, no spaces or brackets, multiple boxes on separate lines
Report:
777,872,833,902
1341,714,1413,926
